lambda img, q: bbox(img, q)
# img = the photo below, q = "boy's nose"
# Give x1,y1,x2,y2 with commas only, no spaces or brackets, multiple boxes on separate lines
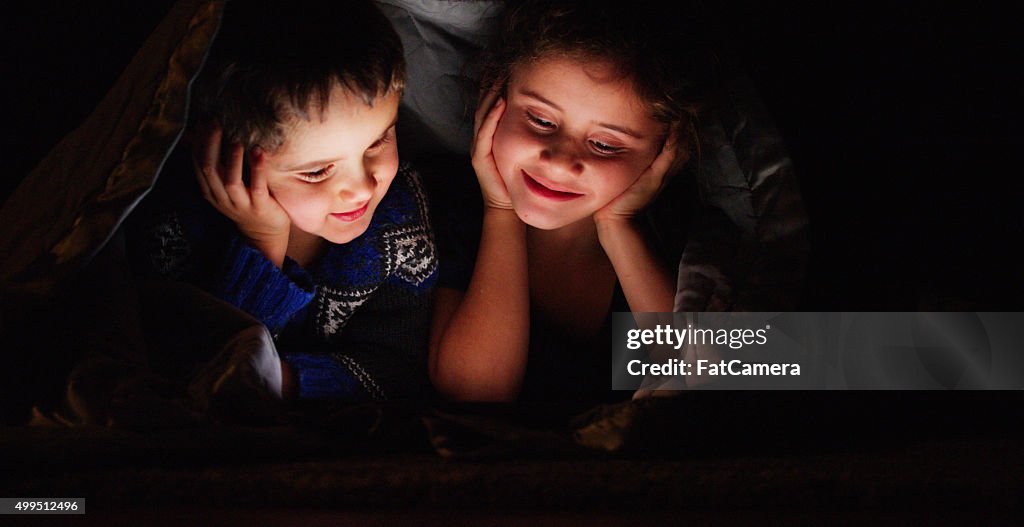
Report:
336,168,376,204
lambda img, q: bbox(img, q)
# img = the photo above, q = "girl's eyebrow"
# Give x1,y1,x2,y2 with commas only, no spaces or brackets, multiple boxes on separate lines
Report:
520,89,563,111
520,89,644,140
597,122,645,140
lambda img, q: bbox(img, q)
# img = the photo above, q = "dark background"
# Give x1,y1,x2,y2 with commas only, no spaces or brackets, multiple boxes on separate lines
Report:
1,4,1022,513
703,2,1022,310
3,0,1021,310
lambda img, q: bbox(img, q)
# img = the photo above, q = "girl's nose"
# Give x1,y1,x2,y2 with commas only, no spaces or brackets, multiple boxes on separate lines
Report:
539,139,584,177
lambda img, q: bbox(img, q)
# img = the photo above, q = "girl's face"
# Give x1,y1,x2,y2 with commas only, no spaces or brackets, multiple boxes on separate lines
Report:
492,56,666,230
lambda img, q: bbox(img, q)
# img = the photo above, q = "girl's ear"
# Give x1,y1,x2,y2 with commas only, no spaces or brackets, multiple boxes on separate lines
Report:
479,78,507,107
666,122,695,177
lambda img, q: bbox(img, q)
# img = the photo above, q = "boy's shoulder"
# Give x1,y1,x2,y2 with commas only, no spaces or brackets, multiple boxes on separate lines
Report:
373,160,438,287
309,160,437,338
317,159,437,292
126,144,235,280
373,160,432,230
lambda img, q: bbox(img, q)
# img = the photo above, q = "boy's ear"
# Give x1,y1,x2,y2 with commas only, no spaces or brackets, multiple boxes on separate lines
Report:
183,120,208,149
241,147,254,186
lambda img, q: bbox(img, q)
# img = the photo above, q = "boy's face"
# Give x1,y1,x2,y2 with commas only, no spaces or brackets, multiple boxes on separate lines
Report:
257,86,400,244
492,56,666,230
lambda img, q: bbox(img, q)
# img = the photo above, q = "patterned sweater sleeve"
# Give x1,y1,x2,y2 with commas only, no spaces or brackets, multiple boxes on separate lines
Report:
127,149,316,333
132,210,316,332
215,236,316,333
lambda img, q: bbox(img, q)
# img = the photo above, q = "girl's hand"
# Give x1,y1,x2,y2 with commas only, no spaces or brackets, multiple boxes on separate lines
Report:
471,86,514,210
594,132,683,224
193,124,291,265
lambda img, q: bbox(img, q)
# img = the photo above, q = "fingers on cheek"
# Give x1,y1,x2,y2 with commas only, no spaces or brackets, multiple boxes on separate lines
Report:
489,100,507,129
230,142,244,160
251,147,265,167
194,166,209,194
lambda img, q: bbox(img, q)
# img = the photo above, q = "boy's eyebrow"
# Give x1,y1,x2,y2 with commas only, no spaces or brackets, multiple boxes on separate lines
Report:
520,89,645,139
288,158,340,172
284,117,398,172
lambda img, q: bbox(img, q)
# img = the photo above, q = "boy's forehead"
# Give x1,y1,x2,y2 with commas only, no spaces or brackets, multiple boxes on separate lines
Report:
268,88,400,168
283,85,392,127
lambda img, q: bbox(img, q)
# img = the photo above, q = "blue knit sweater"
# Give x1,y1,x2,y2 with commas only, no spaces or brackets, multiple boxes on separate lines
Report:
130,150,438,401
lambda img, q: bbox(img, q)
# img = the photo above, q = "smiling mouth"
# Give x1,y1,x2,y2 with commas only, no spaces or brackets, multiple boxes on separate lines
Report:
522,170,584,201
330,203,369,222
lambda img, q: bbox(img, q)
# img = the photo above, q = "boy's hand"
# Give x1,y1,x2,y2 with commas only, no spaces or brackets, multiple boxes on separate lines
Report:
472,86,514,210
594,132,683,224
194,125,291,267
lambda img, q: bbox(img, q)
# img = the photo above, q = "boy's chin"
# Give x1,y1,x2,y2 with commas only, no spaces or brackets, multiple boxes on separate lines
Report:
319,225,370,245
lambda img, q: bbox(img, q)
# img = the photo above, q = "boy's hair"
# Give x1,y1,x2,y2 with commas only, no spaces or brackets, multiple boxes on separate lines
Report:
479,0,714,155
192,0,405,151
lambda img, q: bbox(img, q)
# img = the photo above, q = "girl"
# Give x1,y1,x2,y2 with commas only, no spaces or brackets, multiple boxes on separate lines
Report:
429,0,708,402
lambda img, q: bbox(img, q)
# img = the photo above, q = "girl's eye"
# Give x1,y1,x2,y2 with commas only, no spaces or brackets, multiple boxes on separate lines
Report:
297,164,333,183
526,111,555,130
589,140,623,154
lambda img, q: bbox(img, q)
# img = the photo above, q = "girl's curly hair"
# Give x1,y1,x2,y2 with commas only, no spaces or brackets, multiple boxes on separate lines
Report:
478,0,715,158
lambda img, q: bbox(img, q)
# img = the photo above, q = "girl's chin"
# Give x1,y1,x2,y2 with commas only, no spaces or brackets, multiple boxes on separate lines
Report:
512,203,591,231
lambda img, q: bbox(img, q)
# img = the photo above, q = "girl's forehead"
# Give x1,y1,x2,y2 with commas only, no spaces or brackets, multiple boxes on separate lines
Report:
508,56,660,135
512,53,628,83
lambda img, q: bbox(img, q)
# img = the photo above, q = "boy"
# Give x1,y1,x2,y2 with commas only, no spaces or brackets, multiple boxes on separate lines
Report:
130,0,437,403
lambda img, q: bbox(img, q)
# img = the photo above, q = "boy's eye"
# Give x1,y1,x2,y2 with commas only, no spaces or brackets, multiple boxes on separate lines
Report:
367,128,395,153
525,111,555,130
589,140,623,154
297,164,333,183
